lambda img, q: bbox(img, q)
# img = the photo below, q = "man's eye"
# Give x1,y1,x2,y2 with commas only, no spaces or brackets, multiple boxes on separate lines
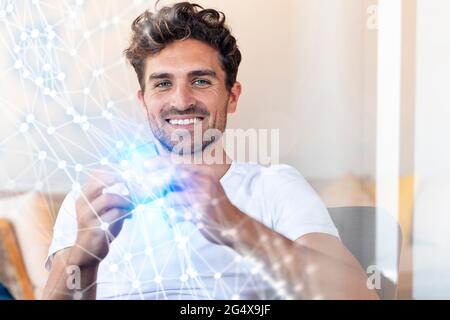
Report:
155,81,171,89
193,79,211,86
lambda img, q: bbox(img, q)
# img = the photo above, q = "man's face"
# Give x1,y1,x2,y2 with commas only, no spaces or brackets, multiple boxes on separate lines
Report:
137,39,241,155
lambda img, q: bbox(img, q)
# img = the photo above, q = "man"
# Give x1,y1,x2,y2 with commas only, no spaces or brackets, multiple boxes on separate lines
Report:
43,2,378,300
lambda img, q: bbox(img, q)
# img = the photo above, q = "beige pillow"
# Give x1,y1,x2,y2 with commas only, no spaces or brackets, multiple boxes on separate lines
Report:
318,172,375,208
0,192,55,299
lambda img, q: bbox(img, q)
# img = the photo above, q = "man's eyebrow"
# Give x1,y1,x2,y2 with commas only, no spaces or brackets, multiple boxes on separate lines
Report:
148,70,217,81
148,72,173,81
188,69,217,78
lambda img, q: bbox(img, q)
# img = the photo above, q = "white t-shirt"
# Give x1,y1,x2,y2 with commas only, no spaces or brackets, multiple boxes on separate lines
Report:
46,162,339,299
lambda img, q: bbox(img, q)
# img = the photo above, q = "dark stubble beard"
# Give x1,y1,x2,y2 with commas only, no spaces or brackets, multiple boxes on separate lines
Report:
145,103,228,155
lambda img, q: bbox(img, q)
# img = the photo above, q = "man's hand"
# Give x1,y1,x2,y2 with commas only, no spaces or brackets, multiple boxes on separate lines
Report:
43,169,135,299
72,170,134,267
159,165,244,246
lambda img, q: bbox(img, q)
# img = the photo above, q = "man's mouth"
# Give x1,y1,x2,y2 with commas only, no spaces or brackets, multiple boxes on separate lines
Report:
165,116,204,126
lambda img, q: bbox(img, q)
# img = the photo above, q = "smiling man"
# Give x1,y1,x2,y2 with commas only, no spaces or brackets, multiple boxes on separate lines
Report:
43,2,378,300
138,37,235,157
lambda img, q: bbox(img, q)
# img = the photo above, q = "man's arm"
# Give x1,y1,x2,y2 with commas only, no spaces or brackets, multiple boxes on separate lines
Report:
42,247,99,300
42,171,134,300
165,165,379,299
227,207,379,299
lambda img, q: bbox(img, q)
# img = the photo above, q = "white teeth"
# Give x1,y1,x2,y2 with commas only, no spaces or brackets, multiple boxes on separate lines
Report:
168,118,202,125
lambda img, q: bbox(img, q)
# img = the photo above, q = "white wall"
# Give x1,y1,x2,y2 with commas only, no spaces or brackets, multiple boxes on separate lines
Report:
412,0,450,299
214,0,375,179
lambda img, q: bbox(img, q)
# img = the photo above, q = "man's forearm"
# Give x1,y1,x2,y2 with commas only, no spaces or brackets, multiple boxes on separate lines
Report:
42,247,99,300
227,206,378,299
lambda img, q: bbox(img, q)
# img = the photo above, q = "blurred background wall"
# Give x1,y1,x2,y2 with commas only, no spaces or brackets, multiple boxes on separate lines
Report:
0,0,379,191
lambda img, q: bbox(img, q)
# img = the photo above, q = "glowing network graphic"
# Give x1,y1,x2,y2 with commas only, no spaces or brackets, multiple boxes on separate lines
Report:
0,0,153,192
0,0,289,300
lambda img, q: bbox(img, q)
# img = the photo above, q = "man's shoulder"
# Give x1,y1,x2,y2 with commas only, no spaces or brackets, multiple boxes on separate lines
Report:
226,162,306,189
230,162,302,178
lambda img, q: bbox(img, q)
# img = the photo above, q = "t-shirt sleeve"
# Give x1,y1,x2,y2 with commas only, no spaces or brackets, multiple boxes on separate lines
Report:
263,165,340,241
45,190,79,271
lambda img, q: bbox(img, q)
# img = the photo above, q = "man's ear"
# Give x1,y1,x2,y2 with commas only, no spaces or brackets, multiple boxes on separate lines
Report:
137,89,145,107
137,89,151,115
227,81,242,114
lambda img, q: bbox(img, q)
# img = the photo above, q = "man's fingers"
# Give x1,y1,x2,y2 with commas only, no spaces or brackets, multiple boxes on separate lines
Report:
160,191,210,226
97,208,130,240
81,170,124,202
162,206,196,228
126,166,183,204
90,193,134,216
162,189,197,208
101,208,129,225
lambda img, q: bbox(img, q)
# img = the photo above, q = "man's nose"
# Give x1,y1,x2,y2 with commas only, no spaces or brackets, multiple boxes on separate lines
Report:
170,84,196,110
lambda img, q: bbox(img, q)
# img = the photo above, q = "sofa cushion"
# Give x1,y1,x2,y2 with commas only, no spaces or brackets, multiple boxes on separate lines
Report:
0,191,64,299
316,173,375,208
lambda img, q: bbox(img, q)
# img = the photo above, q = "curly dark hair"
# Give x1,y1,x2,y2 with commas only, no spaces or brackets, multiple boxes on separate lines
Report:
124,2,242,92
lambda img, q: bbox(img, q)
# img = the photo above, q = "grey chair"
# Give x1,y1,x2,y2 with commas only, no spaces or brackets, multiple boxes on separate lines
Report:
328,206,402,300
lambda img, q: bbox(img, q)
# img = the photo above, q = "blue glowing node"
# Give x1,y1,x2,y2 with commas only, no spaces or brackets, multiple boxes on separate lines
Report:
22,70,30,78
72,182,81,191
124,252,132,261
38,151,47,160
66,107,74,115
57,160,66,169
26,114,35,123
109,264,118,273
31,29,40,38
47,126,55,135
57,72,65,81
14,60,23,69
35,77,44,86
81,122,90,131
20,32,28,41
144,246,153,255
19,123,29,132
6,4,14,13
115,140,124,149
180,274,188,282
